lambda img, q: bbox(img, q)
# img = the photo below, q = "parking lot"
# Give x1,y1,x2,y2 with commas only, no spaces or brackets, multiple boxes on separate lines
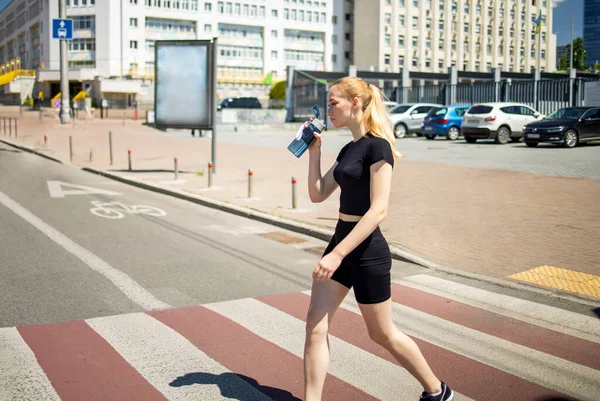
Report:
211,126,600,180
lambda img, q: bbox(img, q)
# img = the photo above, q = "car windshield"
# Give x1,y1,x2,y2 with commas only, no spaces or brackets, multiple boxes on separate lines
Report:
390,105,412,114
427,107,447,116
544,108,587,120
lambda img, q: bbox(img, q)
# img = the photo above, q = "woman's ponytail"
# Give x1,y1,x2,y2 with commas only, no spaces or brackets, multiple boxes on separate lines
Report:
363,84,404,161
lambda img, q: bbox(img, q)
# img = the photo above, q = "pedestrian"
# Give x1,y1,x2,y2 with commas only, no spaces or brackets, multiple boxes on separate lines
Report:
304,76,454,401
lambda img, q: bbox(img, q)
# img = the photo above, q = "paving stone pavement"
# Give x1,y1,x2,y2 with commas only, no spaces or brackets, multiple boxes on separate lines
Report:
3,108,600,299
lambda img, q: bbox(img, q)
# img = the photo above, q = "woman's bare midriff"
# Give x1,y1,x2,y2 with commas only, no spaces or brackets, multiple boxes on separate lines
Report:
339,212,362,222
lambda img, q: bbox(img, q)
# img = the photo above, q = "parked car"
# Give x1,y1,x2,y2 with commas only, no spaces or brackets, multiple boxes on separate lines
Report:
523,106,600,148
389,103,443,138
421,105,471,140
383,101,400,110
461,102,544,144
217,97,262,110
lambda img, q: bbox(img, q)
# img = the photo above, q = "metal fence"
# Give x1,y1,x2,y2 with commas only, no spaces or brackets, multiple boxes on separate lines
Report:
287,67,600,122
456,81,497,105
290,70,328,122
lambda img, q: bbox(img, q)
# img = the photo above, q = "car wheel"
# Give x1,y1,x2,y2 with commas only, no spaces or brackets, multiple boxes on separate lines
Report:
446,126,460,140
495,126,511,144
464,136,477,143
425,135,435,140
525,142,538,148
394,123,407,138
562,129,578,148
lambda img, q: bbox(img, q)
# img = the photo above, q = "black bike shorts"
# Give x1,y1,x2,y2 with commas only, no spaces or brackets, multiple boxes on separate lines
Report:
322,220,392,305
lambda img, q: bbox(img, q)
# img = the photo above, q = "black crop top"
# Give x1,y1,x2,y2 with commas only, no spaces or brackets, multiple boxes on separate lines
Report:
333,133,395,216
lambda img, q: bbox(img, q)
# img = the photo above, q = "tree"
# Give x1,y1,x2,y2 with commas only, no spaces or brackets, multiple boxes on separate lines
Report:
565,38,588,70
559,54,569,71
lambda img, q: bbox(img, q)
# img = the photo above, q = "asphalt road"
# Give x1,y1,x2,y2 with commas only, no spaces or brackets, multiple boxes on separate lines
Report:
2,142,600,401
1,141,429,328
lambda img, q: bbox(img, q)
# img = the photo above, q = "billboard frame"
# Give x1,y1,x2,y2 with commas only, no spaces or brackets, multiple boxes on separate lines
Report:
153,39,217,131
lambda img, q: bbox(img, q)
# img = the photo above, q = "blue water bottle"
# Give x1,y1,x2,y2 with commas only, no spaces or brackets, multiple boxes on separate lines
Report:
287,106,325,158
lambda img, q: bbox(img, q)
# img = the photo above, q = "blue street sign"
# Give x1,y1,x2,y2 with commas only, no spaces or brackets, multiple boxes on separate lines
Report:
52,19,73,40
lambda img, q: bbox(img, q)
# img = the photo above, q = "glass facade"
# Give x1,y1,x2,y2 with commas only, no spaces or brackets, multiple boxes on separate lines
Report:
584,0,600,65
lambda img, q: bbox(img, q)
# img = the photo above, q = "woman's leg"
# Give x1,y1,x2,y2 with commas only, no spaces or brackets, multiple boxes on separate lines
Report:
358,298,442,393
304,278,350,401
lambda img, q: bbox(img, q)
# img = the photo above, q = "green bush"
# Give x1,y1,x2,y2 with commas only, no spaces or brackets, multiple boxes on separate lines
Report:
269,80,286,100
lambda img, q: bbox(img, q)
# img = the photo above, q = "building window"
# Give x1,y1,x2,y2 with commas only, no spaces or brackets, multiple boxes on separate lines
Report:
271,29,278,38
130,18,138,27
398,56,404,66
345,51,351,60
332,34,337,44
412,58,418,67
332,54,337,63
284,8,289,19
130,40,138,49
131,0,138,4
439,20,444,30
412,16,418,28
271,50,277,59
541,49,546,59
385,34,391,46
399,0,405,7
438,39,444,49
439,0,444,11
384,54,390,65
464,23,469,34
332,15,337,24
425,58,431,68
398,35,404,47
413,0,418,6
217,1,223,12
438,59,444,68
399,15,405,26
205,2,211,11
271,9,277,17
204,24,211,32
412,37,418,47
426,39,431,48
385,13,391,24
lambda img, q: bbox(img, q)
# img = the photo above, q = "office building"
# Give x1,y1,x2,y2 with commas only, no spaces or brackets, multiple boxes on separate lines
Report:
0,0,334,104
349,0,557,74
584,0,600,66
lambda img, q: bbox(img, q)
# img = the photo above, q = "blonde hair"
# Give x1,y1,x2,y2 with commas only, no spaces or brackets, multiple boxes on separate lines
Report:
331,76,403,160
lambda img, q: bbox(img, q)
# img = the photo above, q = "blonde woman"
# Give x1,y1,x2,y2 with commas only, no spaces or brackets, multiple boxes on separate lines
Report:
304,77,453,401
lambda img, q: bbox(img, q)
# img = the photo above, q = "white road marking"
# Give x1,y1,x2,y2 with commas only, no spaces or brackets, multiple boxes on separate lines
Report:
0,328,61,401
0,190,170,311
47,180,121,198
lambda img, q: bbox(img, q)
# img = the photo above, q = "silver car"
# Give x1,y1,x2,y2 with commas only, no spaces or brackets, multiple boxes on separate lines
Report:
389,103,444,138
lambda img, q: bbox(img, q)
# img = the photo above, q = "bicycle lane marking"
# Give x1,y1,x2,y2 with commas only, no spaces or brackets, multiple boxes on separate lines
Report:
47,181,122,198
0,190,171,311
89,201,167,220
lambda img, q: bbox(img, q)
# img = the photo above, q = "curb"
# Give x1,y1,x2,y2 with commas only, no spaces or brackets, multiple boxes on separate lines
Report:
3,137,598,308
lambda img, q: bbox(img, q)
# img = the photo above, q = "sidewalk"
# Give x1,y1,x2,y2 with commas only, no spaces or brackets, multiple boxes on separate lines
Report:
3,109,600,302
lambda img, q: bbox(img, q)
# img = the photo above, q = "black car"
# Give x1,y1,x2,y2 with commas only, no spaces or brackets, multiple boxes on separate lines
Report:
217,97,262,111
523,107,600,148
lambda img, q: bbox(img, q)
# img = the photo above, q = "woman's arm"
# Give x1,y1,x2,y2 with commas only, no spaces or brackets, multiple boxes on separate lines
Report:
307,133,339,203
330,160,392,258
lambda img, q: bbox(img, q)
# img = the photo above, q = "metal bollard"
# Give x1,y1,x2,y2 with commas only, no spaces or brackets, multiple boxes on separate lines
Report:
3,117,5,135
89,149,93,163
292,177,297,209
174,157,178,180
69,136,73,162
128,150,132,171
122,111,126,126
109,131,113,165
14,118,17,138
208,161,213,188
8,118,11,137
248,169,253,198
44,135,48,146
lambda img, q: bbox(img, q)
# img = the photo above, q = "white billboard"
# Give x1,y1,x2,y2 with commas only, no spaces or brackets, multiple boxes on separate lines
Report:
154,40,216,129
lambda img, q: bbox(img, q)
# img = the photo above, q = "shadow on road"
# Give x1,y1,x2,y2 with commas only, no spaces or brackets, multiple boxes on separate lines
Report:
170,371,301,401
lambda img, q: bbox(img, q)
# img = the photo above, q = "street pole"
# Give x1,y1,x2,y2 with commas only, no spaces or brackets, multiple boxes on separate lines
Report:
570,14,574,71
211,37,217,174
59,0,70,124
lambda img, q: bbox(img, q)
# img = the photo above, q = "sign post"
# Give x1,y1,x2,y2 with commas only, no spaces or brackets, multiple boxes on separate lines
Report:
52,2,73,124
154,39,218,172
